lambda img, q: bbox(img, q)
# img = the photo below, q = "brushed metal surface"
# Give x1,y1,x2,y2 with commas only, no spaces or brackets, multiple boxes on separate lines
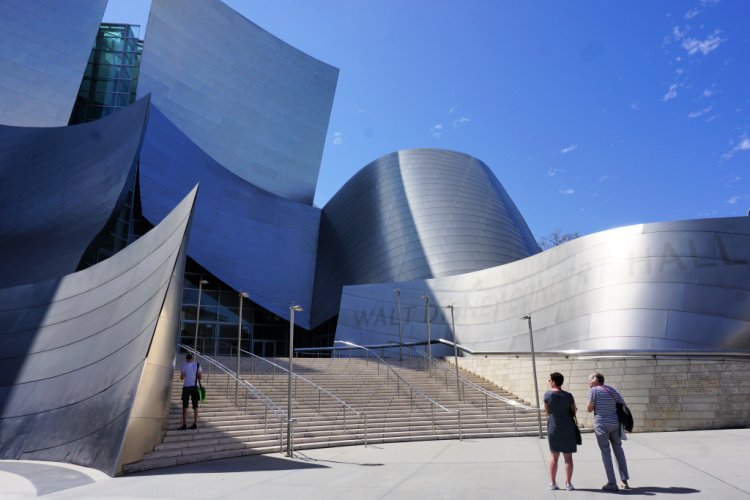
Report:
0,96,151,286
335,217,750,354
0,0,107,126
312,149,540,327
139,107,320,328
137,0,338,204
0,186,196,476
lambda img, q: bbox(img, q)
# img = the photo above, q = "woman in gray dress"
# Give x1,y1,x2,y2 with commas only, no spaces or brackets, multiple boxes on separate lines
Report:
544,371,578,491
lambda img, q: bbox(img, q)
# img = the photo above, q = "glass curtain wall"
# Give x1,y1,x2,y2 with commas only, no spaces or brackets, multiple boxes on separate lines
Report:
70,23,142,124
181,259,290,357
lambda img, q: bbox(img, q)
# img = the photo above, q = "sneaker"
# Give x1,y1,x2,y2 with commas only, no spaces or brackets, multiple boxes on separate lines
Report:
549,484,560,490
620,480,630,490
178,424,187,430
602,483,619,492
189,423,198,429
565,483,575,491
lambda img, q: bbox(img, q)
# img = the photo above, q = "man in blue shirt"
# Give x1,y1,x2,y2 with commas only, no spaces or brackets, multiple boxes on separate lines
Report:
588,372,630,491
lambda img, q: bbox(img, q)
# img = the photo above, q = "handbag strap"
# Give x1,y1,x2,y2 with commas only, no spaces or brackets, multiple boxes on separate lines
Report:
601,385,623,404
196,363,202,388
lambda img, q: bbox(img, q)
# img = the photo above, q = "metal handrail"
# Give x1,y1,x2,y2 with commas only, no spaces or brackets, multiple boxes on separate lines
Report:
218,341,363,420
334,340,462,440
403,344,537,411
179,345,292,453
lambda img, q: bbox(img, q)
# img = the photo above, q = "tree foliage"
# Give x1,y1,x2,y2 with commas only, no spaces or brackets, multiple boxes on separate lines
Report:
538,229,581,250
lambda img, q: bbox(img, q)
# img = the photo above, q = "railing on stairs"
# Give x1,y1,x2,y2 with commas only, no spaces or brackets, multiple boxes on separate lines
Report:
401,344,541,435
178,344,291,452
216,340,368,448
332,340,462,440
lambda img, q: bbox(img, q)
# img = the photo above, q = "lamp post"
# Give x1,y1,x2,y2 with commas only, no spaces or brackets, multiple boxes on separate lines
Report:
445,304,462,400
421,295,431,361
521,314,544,439
235,291,248,405
287,304,303,457
394,288,403,362
193,279,209,352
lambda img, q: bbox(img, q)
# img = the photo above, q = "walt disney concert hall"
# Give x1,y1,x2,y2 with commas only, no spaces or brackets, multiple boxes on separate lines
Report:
1,0,748,476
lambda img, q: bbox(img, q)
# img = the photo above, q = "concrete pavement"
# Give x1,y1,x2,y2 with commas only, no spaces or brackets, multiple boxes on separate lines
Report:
1,428,747,499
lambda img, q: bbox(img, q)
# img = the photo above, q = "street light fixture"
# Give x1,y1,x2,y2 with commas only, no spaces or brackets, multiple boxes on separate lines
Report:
193,279,209,352
444,304,462,400
394,289,403,362
287,304,303,457
421,295,431,362
521,314,544,439
235,291,248,405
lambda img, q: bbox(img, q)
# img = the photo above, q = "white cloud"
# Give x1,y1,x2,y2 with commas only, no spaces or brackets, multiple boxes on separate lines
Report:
663,83,680,101
598,175,611,183
682,31,723,56
356,108,366,113
449,104,457,114
452,117,471,128
560,144,578,154
548,167,564,177
722,137,750,160
630,102,640,111
558,188,575,195
728,196,740,205
332,131,343,145
688,105,713,119
431,123,443,139
673,26,685,41
703,88,716,97
684,8,701,19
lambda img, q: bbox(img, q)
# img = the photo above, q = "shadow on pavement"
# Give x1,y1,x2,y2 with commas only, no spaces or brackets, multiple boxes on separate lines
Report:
573,486,701,495
131,454,328,476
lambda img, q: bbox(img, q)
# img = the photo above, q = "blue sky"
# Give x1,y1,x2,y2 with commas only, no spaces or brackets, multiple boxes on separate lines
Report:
104,0,750,240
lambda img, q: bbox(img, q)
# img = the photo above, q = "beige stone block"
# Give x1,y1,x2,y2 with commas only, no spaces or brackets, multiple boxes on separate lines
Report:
681,395,719,405
624,365,657,374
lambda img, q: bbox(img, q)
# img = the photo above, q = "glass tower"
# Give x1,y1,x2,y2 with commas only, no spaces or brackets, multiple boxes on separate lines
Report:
70,23,142,124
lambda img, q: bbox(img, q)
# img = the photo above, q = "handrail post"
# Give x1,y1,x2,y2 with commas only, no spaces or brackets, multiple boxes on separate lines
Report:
364,413,368,447
458,409,462,441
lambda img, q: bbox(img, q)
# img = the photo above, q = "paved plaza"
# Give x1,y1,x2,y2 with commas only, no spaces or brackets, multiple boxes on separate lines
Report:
1,428,747,499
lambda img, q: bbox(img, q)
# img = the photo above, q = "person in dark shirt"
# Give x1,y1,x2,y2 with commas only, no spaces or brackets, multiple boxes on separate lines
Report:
543,371,577,491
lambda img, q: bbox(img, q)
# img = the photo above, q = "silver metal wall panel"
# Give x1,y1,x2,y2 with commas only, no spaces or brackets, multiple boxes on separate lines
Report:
0,96,151,286
0,0,106,126
139,107,320,328
0,186,196,476
137,0,338,204
312,149,540,327
335,217,750,354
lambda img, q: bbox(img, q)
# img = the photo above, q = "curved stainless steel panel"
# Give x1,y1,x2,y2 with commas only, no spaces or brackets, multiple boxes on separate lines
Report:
0,0,107,126
137,0,338,204
139,107,320,327
312,148,540,327
335,217,750,354
0,96,151,286
0,186,196,476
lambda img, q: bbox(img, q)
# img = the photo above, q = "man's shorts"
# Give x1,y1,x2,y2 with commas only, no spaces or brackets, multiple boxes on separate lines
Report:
182,386,199,409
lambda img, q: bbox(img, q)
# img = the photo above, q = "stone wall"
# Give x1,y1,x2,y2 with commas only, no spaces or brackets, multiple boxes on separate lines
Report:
453,355,750,432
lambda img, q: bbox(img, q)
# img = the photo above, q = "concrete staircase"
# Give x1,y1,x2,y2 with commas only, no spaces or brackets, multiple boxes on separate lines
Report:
121,356,540,473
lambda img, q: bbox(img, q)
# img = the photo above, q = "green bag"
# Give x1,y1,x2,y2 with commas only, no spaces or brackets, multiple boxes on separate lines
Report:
196,363,206,402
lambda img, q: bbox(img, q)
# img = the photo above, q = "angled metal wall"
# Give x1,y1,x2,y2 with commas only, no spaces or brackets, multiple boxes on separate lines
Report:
312,149,540,327
139,107,320,328
137,0,338,204
335,217,750,354
0,96,151,287
0,0,107,126
0,186,197,476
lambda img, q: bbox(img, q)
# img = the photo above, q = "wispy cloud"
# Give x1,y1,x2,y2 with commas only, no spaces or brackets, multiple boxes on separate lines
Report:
560,144,578,154
431,123,443,139
449,105,457,114
723,137,750,160
332,131,343,145
452,117,471,128
598,175,612,183
630,102,640,111
663,83,681,101
684,8,701,19
688,105,713,119
356,108,366,114
558,188,575,195
682,31,723,56
548,167,564,177
728,196,741,205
